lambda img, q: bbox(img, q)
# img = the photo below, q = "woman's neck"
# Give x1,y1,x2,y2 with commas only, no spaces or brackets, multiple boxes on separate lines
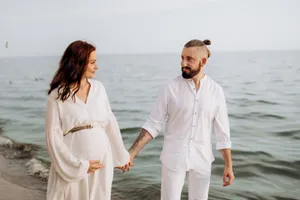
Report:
80,78,89,89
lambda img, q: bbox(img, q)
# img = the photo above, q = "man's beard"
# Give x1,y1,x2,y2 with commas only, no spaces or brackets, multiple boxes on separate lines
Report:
181,64,201,79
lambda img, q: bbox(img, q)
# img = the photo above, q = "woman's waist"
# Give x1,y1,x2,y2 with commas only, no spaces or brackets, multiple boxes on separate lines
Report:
63,121,106,136
63,128,110,156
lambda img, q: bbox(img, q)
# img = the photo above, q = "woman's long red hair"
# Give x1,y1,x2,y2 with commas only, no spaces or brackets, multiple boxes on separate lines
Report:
48,40,96,102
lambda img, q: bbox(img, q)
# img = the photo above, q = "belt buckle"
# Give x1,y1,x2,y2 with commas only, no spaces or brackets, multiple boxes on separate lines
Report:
87,124,93,129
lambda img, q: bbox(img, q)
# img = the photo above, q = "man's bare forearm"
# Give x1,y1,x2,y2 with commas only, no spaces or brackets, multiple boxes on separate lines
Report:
220,148,232,168
128,128,153,158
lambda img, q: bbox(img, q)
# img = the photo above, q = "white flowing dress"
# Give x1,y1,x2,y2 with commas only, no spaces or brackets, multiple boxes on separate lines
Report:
45,79,130,200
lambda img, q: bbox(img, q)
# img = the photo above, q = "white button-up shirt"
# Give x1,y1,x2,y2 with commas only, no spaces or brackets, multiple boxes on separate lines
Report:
142,74,231,171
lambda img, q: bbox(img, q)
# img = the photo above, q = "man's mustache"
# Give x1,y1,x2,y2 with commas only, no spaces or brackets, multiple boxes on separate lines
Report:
182,66,191,71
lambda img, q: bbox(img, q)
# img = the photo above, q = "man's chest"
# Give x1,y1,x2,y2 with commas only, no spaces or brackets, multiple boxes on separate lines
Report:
168,88,218,118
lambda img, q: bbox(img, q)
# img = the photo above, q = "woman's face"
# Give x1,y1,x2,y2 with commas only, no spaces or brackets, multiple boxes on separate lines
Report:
83,50,98,79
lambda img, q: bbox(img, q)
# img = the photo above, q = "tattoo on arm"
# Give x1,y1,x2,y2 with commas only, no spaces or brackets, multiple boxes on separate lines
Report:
128,128,153,157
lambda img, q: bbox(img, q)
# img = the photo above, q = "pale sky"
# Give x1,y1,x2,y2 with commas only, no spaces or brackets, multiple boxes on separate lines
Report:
0,0,299,57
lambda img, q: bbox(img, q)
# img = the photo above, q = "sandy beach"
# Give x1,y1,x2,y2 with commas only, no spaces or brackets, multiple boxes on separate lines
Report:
0,155,46,200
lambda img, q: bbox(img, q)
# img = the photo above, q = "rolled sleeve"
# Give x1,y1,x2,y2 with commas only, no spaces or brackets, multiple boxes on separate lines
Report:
142,117,163,138
142,84,169,139
213,88,232,150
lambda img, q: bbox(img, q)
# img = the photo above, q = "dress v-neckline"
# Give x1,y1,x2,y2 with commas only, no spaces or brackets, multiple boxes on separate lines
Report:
75,79,92,105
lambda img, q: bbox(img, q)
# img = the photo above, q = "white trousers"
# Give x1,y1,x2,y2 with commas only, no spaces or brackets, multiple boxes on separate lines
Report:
161,165,211,200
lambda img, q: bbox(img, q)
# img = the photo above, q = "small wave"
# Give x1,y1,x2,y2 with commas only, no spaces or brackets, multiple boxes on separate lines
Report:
232,98,280,107
0,136,49,181
0,118,10,134
233,150,273,158
0,134,49,180
233,162,300,180
121,127,141,134
263,114,285,119
212,163,260,178
237,192,270,200
272,195,298,200
1,95,45,102
26,158,49,180
271,79,284,83
275,129,300,137
112,182,161,200
243,81,255,85
228,114,248,120
245,92,255,96
0,136,14,147
229,155,300,180
272,160,300,171
0,119,7,126
256,100,279,105
0,136,36,159
229,150,274,161
115,109,142,113
293,136,300,140
249,112,285,120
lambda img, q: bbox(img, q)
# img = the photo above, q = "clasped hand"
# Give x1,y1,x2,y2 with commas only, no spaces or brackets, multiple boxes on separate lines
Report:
116,156,134,172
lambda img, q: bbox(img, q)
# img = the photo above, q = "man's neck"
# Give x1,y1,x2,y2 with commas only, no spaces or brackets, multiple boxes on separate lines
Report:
192,73,205,89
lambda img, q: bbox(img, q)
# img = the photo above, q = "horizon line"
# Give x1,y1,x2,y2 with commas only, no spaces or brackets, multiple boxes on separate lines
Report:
1,49,300,58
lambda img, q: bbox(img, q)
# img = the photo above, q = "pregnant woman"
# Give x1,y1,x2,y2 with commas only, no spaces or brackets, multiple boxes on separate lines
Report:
45,40,130,200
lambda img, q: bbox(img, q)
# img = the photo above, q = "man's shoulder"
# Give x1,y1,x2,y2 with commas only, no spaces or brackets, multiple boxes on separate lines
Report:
206,76,223,89
163,75,182,87
205,75,225,96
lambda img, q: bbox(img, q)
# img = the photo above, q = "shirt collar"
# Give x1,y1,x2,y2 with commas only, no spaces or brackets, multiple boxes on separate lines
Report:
181,73,207,84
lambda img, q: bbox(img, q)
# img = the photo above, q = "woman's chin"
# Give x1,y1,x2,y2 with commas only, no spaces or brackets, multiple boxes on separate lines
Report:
88,74,95,79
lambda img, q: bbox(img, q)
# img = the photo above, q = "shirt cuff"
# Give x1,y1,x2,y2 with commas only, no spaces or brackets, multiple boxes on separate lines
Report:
142,122,159,138
216,141,232,150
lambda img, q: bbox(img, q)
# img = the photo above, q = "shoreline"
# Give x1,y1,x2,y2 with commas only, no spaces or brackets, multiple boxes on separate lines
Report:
0,155,46,200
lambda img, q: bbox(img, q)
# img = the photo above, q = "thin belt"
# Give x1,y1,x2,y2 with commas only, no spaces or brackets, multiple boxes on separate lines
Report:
63,122,104,136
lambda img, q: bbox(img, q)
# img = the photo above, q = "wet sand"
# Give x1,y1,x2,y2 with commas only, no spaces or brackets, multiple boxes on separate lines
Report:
0,155,46,200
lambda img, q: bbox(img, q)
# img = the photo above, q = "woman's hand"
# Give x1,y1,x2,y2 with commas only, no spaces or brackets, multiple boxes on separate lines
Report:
88,160,105,174
116,155,134,172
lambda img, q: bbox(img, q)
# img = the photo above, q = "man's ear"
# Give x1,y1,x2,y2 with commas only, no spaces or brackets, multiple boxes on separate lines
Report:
201,57,207,66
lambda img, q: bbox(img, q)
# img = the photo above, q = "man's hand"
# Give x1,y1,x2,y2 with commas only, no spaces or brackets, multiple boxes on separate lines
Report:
117,128,153,172
223,166,234,187
88,160,104,174
220,148,234,187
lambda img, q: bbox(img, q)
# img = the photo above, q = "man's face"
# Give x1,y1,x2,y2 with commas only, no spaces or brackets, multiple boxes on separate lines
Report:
181,47,202,79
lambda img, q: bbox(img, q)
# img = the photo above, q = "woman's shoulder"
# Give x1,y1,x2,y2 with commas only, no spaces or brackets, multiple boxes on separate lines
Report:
89,79,106,91
47,88,60,101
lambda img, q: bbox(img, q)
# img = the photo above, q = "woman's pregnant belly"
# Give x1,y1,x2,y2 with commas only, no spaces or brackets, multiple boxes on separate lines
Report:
63,127,110,161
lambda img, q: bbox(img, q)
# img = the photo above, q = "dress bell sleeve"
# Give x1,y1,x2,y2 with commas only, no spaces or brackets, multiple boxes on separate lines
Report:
45,97,90,182
103,89,130,167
